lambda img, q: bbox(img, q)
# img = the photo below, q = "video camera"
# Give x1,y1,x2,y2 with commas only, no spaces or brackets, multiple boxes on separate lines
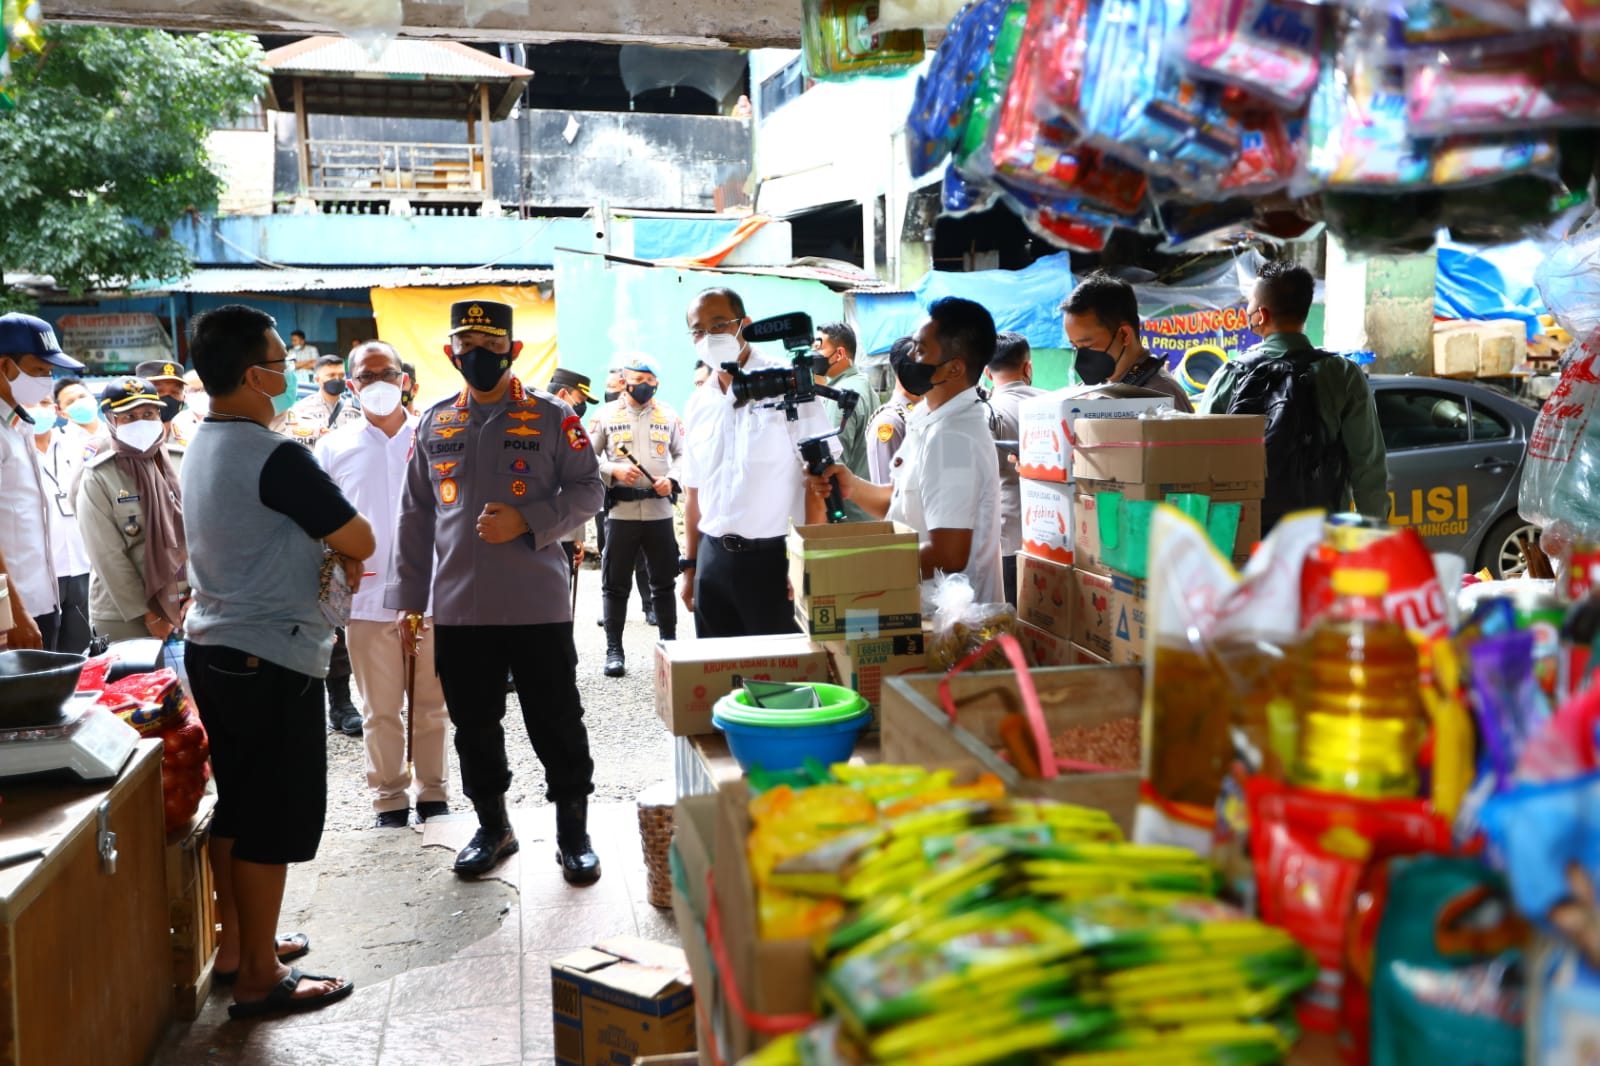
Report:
723,312,860,426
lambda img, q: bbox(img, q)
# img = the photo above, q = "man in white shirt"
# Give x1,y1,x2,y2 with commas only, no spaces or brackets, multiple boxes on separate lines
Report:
0,313,84,650
679,287,828,637
807,298,1003,602
288,330,320,370
984,332,1043,608
315,341,451,829
29,387,93,653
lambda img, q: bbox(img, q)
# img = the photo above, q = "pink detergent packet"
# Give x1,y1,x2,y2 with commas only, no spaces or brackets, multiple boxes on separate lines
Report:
1406,46,1600,134
1183,0,1323,110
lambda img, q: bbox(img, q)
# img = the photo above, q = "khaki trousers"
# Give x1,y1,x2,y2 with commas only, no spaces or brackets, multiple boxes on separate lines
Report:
346,618,450,812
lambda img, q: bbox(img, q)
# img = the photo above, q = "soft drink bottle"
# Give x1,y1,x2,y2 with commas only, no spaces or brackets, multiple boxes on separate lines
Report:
1292,567,1427,798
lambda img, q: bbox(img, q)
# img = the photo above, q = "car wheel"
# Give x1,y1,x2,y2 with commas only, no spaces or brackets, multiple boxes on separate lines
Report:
1477,512,1542,579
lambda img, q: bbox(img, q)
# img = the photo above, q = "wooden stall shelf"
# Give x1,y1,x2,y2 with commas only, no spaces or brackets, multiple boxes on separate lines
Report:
167,790,219,1021
0,741,170,1066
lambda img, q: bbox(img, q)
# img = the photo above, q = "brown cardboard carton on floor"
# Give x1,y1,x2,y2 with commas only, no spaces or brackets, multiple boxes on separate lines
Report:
1073,568,1115,659
551,937,695,1066
1016,386,1176,482
655,636,832,737
1072,414,1266,492
1017,553,1076,639
1107,570,1151,665
670,795,721,1066
1018,620,1072,667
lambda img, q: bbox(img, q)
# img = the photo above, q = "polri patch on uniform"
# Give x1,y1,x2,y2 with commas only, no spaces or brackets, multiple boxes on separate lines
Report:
117,490,140,502
507,410,541,422
511,479,527,497
562,416,590,451
432,460,459,477
877,423,895,442
508,456,531,474
439,478,460,505
504,424,541,438
434,426,466,439
655,442,666,456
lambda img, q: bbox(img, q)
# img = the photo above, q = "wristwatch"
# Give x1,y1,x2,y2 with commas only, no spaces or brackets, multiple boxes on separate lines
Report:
677,557,697,574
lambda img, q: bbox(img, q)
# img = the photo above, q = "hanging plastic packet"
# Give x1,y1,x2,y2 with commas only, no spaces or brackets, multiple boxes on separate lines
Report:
990,1,1087,193
1467,629,1553,791
943,167,1000,217
1517,325,1600,560
905,0,1011,178
1408,42,1600,136
1216,108,1300,195
1393,0,1536,45
801,0,925,83
953,1,1028,168
1180,0,1324,111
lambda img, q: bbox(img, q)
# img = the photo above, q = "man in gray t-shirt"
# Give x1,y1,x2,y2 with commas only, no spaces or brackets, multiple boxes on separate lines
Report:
183,304,375,1023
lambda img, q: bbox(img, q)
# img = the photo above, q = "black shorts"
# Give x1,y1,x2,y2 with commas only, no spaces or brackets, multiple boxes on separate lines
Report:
186,642,327,865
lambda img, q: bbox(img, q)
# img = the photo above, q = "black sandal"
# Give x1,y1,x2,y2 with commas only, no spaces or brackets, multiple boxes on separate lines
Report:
215,931,311,985
227,966,354,1020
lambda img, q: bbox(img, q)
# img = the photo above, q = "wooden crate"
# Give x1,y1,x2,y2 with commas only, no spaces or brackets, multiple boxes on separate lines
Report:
166,791,219,1021
881,665,1143,834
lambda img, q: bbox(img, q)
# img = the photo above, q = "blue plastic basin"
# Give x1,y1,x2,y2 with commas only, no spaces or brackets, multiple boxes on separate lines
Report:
711,711,872,774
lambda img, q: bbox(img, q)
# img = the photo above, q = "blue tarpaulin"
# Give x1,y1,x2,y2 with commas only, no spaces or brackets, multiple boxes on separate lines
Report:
854,252,1075,355
1434,239,1547,340
631,218,743,262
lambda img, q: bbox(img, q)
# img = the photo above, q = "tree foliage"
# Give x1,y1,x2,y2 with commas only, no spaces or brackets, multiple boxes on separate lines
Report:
0,26,266,306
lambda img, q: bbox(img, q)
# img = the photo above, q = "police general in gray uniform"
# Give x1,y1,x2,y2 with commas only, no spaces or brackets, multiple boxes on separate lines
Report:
386,300,605,883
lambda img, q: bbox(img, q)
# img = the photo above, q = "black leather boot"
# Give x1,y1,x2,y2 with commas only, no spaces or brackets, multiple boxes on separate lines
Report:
454,796,519,878
555,798,601,886
327,675,361,736
603,630,626,678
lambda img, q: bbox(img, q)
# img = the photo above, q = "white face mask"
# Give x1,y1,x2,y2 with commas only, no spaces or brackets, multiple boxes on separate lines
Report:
7,365,55,408
115,418,165,453
26,404,56,435
694,333,741,367
359,381,403,418
186,392,210,419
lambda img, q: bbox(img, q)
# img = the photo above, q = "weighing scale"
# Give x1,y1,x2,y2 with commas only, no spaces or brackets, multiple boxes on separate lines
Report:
0,692,139,784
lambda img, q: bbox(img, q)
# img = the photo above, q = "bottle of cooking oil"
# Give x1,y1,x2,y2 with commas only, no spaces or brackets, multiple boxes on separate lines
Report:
1292,567,1427,798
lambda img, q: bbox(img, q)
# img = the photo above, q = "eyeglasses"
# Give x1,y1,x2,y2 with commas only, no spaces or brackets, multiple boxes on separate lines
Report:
255,358,290,368
687,318,740,341
353,369,403,386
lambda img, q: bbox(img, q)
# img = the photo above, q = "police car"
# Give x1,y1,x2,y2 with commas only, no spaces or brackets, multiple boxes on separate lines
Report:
1372,376,1540,578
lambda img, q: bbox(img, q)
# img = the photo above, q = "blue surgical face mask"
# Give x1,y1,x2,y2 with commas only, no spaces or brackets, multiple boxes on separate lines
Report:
255,364,300,417
65,397,99,425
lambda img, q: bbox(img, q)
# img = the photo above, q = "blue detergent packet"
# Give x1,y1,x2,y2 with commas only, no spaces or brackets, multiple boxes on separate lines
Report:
905,0,1010,178
1481,770,1600,927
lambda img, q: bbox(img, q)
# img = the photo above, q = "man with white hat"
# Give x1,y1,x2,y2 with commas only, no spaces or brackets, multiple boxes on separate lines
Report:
0,312,85,649
587,353,683,677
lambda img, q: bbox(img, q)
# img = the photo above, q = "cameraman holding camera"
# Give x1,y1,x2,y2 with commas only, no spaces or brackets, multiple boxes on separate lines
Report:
589,354,682,677
680,288,827,638
806,298,1003,602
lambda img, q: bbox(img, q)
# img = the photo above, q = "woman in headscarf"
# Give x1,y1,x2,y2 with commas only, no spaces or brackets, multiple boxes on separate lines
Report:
76,377,187,641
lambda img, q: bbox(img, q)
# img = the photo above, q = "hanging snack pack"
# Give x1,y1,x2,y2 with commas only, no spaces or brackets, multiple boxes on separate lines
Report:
802,0,925,82
905,0,1010,177
1180,0,1324,110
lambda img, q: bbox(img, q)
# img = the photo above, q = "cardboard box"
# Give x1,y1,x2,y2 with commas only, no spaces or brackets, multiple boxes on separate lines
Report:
1433,319,1526,378
1072,643,1109,666
670,795,721,1066
788,521,919,598
1017,553,1075,639
1073,568,1115,659
820,633,928,714
655,636,832,737
1077,492,1263,575
1018,620,1072,667
795,586,923,640
1072,414,1266,491
1016,386,1176,482
881,666,1144,835
1020,479,1074,565
552,938,695,1066
712,782,816,1062
1108,571,1151,665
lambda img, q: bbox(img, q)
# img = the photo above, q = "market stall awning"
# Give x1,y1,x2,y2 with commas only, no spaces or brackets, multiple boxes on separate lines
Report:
127,266,553,295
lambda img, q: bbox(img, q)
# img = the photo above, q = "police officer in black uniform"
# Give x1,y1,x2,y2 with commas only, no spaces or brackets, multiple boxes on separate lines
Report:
386,301,606,883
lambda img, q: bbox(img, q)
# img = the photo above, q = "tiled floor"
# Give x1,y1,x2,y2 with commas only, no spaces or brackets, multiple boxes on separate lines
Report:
152,803,677,1066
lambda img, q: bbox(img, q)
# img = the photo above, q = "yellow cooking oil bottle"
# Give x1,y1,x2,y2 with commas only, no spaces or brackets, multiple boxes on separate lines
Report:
1292,568,1426,797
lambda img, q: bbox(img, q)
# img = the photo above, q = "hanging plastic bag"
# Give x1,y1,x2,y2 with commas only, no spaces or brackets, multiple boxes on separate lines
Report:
905,0,1011,178
1535,212,1600,339
1404,43,1600,137
1179,0,1324,111
1518,326,1600,551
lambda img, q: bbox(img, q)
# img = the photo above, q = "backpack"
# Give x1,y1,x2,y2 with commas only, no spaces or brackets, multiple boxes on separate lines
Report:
1222,349,1349,523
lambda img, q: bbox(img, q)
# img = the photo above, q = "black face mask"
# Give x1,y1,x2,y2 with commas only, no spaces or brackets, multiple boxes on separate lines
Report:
569,397,588,418
454,348,510,392
1073,333,1126,386
603,389,621,403
627,382,656,405
322,377,345,397
891,349,951,398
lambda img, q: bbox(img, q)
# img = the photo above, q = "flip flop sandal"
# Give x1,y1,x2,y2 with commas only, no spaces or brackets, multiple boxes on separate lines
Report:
227,967,354,1021
215,932,312,985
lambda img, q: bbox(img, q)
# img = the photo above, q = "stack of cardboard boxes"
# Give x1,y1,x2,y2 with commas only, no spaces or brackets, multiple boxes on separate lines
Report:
654,522,928,773
1013,386,1268,667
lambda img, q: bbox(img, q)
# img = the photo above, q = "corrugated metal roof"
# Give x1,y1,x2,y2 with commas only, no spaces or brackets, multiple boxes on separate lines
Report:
129,267,552,295
265,37,533,81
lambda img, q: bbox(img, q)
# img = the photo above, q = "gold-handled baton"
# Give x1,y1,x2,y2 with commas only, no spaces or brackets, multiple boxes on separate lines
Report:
402,612,422,776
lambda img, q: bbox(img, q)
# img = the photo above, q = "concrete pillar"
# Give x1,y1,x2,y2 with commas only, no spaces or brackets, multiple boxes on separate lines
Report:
1324,237,1438,375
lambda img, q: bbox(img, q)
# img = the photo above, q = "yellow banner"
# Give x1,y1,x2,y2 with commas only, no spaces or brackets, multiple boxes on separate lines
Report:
368,284,558,407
